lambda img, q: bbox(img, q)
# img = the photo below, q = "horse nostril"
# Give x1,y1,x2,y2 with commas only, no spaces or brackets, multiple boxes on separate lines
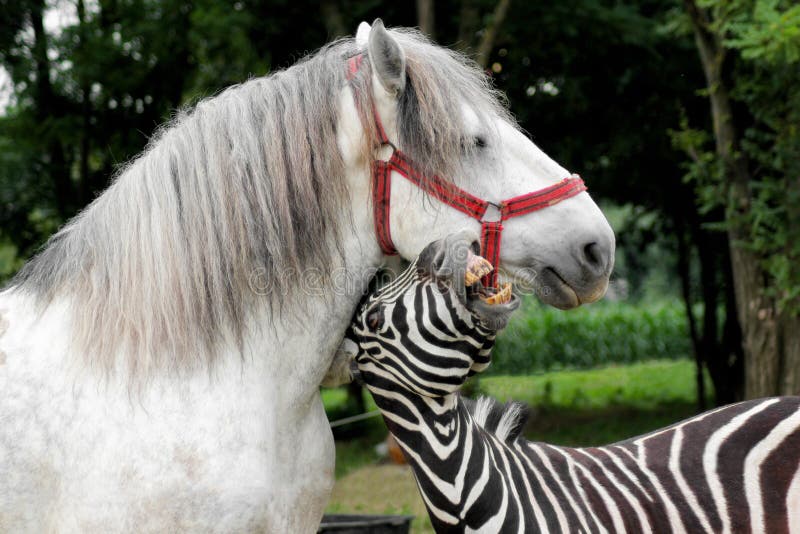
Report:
583,242,602,267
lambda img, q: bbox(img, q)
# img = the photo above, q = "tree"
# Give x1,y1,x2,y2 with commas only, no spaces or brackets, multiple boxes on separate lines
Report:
0,0,195,260
681,0,800,397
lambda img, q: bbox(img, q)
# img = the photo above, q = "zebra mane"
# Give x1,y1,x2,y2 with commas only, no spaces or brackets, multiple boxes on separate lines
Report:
464,396,529,444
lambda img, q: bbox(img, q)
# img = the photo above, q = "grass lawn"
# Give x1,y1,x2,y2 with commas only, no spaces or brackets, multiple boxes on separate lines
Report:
479,359,713,445
323,359,710,533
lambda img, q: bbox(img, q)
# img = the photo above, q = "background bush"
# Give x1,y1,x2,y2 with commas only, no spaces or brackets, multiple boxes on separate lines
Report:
490,297,691,375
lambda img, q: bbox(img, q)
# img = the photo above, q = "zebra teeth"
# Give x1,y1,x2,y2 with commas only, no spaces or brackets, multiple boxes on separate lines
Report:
481,283,512,305
465,254,494,287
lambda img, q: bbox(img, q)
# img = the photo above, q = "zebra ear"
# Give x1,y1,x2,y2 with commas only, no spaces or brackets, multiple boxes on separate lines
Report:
417,230,480,302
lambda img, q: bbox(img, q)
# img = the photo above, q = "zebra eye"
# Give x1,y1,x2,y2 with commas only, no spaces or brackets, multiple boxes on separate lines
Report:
366,306,385,330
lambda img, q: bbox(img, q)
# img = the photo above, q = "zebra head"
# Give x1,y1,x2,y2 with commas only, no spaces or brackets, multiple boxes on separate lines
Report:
352,231,520,397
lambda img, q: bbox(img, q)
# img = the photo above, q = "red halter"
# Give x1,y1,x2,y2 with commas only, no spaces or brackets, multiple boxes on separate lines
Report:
347,55,587,287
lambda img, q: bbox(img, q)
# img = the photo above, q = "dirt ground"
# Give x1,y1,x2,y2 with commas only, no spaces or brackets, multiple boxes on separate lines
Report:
327,464,434,533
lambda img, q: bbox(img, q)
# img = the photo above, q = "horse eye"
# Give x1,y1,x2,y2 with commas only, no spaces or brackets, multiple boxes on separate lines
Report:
461,136,488,152
366,306,385,330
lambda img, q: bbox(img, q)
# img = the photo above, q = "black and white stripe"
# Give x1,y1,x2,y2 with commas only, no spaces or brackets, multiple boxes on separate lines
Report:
351,237,800,533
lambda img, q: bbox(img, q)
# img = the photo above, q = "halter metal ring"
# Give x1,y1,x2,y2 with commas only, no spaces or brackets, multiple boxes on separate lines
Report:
481,202,502,223
377,141,397,162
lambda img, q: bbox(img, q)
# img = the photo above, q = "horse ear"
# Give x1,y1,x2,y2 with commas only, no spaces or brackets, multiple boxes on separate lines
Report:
355,21,371,48
367,19,406,96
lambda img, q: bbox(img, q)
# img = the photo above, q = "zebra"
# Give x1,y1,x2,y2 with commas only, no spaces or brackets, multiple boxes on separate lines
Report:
346,231,800,533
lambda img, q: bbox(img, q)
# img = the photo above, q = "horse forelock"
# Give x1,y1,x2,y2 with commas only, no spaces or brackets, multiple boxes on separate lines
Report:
350,29,513,181
393,29,513,180
10,28,513,379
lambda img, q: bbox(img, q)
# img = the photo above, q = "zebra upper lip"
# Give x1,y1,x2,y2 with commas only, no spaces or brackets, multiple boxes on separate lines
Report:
465,253,493,287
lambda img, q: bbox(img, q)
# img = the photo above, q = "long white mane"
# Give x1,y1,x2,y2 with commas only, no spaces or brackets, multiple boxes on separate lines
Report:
10,29,512,377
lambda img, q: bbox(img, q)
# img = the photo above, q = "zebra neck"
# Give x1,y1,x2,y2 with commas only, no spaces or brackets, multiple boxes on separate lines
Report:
373,388,530,530
371,388,466,456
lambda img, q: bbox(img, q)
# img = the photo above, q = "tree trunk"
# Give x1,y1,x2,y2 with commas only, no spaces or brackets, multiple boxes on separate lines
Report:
456,1,479,50
779,315,800,394
77,0,92,206
685,0,792,399
30,0,74,218
721,247,745,401
780,174,800,394
320,0,347,39
416,0,435,40
696,227,721,410
728,240,781,398
475,0,512,69
674,217,706,411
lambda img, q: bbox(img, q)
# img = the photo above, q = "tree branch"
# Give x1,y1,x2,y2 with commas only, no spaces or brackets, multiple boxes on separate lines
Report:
77,0,92,204
683,0,725,79
320,0,347,39
454,0,479,53
475,0,512,69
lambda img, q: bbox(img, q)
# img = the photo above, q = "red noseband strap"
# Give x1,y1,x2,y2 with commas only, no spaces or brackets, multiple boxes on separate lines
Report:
347,54,587,287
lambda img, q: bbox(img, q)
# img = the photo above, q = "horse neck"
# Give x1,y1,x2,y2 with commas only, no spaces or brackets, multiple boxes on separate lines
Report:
10,143,382,391
251,170,381,389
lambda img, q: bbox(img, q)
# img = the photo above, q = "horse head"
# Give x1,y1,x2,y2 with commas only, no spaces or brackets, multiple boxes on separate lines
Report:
344,20,615,310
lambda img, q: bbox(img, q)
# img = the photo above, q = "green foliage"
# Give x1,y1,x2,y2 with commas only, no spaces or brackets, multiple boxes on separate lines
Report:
480,360,711,445
480,360,709,410
735,80,800,312
603,203,682,302
188,0,266,95
725,0,800,62
0,241,23,279
488,297,691,375
670,0,800,315
0,0,199,260
668,116,725,216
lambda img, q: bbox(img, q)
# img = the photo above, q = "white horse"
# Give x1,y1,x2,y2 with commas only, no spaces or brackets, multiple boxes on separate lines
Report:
0,20,614,533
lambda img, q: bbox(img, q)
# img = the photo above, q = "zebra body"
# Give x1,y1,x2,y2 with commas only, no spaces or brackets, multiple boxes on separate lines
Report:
368,383,800,533
350,232,800,533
